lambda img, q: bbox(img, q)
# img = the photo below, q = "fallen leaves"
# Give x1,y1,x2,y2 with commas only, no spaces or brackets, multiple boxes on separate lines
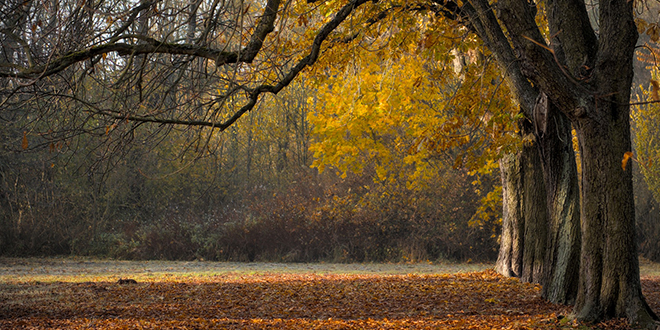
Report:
0,269,647,329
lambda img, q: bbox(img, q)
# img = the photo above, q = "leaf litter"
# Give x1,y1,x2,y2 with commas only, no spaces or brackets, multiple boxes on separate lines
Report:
0,259,655,329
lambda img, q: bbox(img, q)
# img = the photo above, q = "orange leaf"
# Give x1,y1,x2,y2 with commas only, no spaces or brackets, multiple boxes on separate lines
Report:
21,131,28,150
651,80,660,101
622,151,634,170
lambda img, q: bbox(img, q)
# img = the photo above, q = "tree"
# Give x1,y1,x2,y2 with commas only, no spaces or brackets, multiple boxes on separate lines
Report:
439,0,654,324
495,97,581,306
0,0,656,325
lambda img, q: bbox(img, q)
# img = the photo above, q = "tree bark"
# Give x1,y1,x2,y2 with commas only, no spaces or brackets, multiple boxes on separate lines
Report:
496,152,524,278
496,141,547,283
573,103,657,324
496,110,579,304
536,102,581,305
568,0,657,324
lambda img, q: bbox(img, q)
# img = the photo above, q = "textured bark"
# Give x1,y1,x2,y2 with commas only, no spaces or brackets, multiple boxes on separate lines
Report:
520,144,548,284
568,0,657,324
496,119,579,300
536,105,581,305
496,138,548,285
496,153,524,278
573,104,657,324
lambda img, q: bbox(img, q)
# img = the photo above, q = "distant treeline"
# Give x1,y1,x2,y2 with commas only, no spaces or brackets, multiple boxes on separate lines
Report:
0,81,505,262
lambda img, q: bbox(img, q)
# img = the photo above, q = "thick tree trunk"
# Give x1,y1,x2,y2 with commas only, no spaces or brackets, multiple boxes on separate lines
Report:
496,113,580,304
496,153,524,278
573,105,657,324
496,129,547,284
570,0,657,324
536,105,581,305
519,143,548,283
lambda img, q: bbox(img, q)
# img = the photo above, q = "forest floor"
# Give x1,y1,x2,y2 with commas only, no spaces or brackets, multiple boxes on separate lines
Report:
1,258,659,329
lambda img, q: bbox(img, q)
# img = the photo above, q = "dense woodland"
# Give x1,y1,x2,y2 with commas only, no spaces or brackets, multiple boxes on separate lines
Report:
0,66,505,262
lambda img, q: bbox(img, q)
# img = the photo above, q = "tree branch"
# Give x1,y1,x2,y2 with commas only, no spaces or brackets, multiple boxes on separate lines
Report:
95,0,371,130
1,0,282,80
239,0,281,62
494,0,579,114
0,41,239,79
546,0,598,77
461,0,538,114
593,0,638,101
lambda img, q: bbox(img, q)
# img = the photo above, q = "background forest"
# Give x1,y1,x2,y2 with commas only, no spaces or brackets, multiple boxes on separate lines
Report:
1,0,660,264
0,73,505,262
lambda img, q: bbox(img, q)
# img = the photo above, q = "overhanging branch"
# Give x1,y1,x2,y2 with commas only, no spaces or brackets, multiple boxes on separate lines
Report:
95,0,371,131
0,0,282,80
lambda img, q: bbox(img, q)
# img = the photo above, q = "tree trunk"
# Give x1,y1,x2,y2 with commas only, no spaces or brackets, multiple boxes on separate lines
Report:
536,104,581,305
496,153,524,278
463,0,582,304
573,100,657,324
567,0,658,323
520,143,548,284
496,131,547,284
496,110,580,304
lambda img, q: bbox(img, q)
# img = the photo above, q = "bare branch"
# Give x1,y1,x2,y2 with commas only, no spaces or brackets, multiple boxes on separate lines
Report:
240,0,281,62
89,0,372,130
493,0,580,114
1,0,283,80
460,0,538,114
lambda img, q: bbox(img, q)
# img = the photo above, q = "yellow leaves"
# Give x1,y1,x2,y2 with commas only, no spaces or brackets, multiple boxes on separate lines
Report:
637,18,649,35
310,51,424,176
633,73,660,202
648,23,660,42
297,15,309,27
309,52,442,186
637,19,660,42
309,30,517,208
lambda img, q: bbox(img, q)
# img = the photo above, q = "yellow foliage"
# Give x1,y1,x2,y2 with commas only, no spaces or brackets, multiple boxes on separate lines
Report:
633,69,660,202
308,15,519,190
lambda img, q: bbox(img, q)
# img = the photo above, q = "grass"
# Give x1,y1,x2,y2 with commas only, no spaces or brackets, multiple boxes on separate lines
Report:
0,257,493,283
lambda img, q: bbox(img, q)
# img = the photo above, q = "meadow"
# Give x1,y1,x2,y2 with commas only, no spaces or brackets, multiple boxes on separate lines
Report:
2,258,659,329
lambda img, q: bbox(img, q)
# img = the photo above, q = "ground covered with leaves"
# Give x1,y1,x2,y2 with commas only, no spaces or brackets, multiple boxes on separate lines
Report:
2,259,659,329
